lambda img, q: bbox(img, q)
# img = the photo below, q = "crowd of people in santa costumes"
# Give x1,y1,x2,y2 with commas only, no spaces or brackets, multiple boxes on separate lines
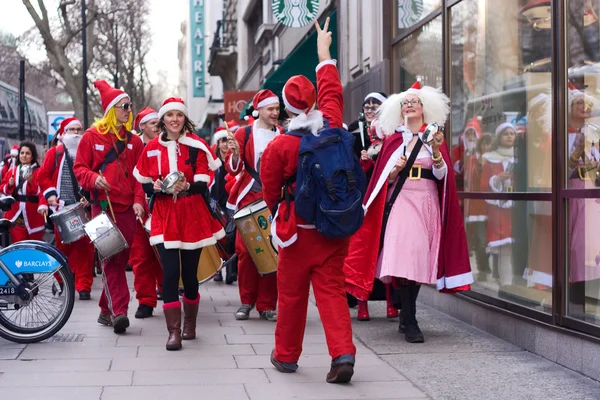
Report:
128,107,164,319
73,80,146,334
133,97,225,350
0,141,47,243
343,79,473,343
226,89,281,322
38,117,95,300
260,17,357,383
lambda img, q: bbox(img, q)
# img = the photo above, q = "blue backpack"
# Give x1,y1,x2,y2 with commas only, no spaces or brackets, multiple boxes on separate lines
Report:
286,121,366,239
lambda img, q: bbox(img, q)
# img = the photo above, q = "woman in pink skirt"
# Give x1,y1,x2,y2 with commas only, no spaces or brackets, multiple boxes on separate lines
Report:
344,81,472,343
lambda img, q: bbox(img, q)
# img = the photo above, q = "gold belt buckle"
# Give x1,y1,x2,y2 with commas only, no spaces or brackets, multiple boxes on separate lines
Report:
578,166,590,180
505,185,513,192
409,165,422,180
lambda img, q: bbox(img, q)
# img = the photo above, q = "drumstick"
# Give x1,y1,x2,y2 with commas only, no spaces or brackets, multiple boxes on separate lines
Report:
358,114,366,150
99,171,116,222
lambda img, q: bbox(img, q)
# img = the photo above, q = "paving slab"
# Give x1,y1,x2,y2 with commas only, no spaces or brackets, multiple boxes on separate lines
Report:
101,385,249,400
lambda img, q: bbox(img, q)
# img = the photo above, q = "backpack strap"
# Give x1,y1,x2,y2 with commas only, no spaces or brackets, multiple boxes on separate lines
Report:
380,138,424,247
95,131,133,204
243,125,262,185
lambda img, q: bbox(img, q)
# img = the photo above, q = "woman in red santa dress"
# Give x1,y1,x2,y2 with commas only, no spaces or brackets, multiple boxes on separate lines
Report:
0,141,48,243
344,80,472,343
480,123,517,288
134,97,225,351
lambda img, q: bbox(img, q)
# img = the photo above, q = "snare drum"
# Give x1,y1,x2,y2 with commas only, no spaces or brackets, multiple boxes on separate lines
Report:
233,199,278,275
83,212,129,261
178,244,222,286
50,203,90,244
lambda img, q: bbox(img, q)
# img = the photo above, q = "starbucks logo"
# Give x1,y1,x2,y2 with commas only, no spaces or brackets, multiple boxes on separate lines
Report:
397,0,423,30
272,0,320,28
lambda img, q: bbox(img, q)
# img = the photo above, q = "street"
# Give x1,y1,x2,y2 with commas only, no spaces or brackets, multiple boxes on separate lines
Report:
0,273,597,400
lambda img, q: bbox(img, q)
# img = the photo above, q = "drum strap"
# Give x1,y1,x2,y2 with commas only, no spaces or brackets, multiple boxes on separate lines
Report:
94,131,132,204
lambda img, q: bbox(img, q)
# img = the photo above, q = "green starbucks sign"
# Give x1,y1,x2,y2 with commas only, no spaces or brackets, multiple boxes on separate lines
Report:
272,0,320,28
397,0,423,29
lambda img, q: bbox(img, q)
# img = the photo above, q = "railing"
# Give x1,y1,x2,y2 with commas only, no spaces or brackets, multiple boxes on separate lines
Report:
209,19,237,63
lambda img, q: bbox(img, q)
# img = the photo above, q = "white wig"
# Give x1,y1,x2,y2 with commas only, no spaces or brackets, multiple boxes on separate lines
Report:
377,85,450,136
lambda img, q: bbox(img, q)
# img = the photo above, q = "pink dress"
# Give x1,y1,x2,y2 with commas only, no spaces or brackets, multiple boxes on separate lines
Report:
376,156,442,284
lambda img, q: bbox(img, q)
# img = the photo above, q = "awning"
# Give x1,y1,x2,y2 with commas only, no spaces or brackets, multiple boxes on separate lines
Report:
240,10,338,119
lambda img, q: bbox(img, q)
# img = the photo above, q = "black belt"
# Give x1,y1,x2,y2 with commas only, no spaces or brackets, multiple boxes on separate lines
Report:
407,166,437,181
14,195,39,204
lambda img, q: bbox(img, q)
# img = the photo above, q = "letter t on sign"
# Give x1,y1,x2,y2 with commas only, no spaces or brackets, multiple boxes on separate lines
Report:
193,0,203,6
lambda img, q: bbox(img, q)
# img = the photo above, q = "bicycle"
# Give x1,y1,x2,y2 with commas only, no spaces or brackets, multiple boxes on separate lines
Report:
0,195,75,343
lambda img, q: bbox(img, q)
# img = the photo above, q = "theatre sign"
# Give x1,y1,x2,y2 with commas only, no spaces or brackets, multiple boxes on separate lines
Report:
190,0,205,98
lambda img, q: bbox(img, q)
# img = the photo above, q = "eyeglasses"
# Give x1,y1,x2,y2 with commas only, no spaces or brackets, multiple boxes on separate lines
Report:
363,105,379,112
401,100,422,107
66,128,83,133
118,103,133,111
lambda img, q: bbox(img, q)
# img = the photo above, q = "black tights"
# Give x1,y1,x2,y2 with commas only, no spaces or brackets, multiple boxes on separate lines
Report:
156,244,202,303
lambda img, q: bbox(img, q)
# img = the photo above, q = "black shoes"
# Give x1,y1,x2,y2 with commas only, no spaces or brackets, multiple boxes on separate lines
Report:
135,304,154,319
79,291,91,300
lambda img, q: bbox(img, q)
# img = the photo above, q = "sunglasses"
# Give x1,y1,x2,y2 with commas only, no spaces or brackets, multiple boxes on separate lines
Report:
118,102,133,111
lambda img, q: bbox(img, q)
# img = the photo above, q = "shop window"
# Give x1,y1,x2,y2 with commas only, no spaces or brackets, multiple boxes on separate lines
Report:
450,0,554,311
565,0,600,326
393,0,441,37
392,15,442,93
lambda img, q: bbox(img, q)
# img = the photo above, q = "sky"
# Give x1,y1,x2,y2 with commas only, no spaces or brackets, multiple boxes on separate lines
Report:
2,0,187,90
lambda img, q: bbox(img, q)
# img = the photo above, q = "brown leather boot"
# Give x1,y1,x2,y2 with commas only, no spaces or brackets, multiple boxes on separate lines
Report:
182,296,199,340
163,303,182,351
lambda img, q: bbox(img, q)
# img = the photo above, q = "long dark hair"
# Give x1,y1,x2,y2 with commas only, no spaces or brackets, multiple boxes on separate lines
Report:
158,115,197,140
16,141,38,166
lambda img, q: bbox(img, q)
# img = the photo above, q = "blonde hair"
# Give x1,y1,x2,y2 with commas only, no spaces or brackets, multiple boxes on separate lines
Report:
93,107,133,140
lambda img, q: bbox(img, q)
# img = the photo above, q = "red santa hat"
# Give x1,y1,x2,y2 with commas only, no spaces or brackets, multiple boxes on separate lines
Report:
282,74,324,134
158,98,188,119
244,115,255,125
251,89,279,118
10,145,18,157
94,80,129,117
227,119,240,132
378,79,450,135
463,116,482,138
213,126,228,143
134,107,159,132
57,117,82,139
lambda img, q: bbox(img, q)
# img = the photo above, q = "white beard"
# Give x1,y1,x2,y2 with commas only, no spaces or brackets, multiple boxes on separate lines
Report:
62,133,82,157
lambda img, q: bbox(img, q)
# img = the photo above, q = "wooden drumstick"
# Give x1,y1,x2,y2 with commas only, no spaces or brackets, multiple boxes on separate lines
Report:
99,171,116,222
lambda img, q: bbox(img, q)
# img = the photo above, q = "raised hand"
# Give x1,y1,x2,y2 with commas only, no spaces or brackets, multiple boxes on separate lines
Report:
315,17,332,62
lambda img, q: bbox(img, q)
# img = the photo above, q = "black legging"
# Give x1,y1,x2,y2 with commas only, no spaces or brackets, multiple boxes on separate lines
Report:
156,244,202,303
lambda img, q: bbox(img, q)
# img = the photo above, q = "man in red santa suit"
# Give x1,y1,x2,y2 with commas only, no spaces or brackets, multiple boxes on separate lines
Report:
74,80,146,334
260,17,356,383
226,90,281,322
38,117,95,300
128,107,164,319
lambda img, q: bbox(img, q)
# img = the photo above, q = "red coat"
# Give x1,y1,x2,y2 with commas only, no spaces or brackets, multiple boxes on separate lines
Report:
463,154,487,220
0,165,48,234
73,126,145,212
133,132,225,249
261,60,344,248
480,151,514,247
344,130,472,299
225,123,283,210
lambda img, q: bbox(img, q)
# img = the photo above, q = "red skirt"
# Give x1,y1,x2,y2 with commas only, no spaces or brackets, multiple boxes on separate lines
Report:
149,194,225,250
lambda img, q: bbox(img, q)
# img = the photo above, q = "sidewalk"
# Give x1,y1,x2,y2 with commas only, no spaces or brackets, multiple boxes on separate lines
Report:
0,273,598,399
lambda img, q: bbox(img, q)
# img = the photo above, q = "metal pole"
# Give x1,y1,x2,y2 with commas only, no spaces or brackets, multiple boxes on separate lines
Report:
18,59,25,142
82,0,88,128
114,23,119,88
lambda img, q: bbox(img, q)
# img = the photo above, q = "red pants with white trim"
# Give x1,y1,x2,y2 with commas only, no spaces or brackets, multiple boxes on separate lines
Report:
130,221,163,308
55,230,94,293
10,226,44,243
274,228,356,363
235,192,277,312
92,206,136,317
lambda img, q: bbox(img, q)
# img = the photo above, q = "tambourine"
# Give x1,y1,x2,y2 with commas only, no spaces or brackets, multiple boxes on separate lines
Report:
422,122,441,144
161,171,185,194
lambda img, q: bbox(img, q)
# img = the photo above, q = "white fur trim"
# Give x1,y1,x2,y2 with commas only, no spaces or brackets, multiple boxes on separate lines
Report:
63,119,82,133
364,92,386,103
104,93,129,116
150,228,225,250
140,112,159,125
178,134,222,171
495,122,514,135
436,271,474,290
43,187,57,197
527,270,553,287
194,174,210,183
158,102,188,119
315,59,337,72
487,237,514,248
270,209,298,249
229,153,242,173
465,215,488,222
287,110,324,135
212,131,228,143
256,96,279,109
133,167,153,184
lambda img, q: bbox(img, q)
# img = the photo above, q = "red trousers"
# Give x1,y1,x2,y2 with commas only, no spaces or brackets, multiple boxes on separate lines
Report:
130,220,163,307
92,206,136,317
235,193,277,312
10,226,44,243
55,230,94,292
274,228,356,363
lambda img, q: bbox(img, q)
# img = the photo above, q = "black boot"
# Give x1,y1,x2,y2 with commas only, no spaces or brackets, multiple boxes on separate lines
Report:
404,283,424,343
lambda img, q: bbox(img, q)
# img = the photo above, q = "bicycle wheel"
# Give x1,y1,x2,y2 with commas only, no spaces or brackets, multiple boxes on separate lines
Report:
0,264,75,343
